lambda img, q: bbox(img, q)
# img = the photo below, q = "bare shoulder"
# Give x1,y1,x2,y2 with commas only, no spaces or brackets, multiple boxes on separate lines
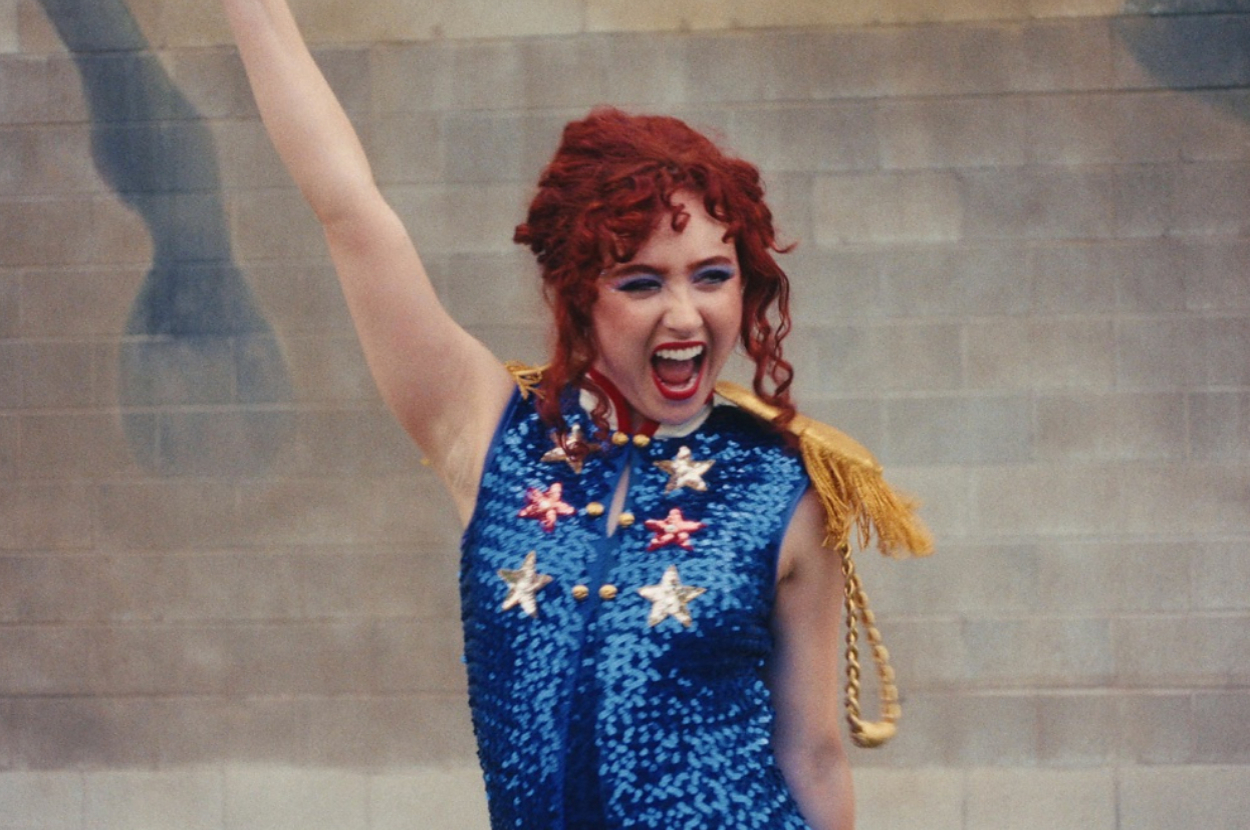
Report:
777,489,835,587
772,491,845,683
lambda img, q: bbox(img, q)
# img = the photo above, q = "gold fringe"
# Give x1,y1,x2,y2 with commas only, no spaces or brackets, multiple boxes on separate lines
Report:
504,361,546,400
714,381,933,558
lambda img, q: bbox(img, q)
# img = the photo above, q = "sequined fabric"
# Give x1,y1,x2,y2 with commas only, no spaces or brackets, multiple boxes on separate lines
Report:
460,387,814,829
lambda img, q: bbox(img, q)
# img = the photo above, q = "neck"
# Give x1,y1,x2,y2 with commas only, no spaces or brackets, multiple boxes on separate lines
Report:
584,368,656,436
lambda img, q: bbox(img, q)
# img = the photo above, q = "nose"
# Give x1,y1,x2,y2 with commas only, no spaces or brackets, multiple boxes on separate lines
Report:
662,285,702,335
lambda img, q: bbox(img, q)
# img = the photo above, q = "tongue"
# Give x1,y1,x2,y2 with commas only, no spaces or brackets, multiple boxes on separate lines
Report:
654,357,697,387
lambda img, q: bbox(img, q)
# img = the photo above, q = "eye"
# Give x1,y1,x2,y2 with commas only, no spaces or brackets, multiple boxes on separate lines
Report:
694,267,736,287
612,274,663,294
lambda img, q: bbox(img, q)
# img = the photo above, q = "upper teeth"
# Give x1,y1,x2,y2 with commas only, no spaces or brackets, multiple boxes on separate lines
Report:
655,345,704,361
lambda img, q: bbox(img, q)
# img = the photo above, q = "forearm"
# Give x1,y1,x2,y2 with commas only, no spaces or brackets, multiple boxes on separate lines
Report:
218,0,513,506
221,0,375,223
771,504,856,830
780,741,855,830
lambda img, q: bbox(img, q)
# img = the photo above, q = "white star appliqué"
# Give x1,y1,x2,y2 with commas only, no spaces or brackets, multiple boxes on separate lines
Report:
498,551,553,618
653,446,715,493
638,565,706,628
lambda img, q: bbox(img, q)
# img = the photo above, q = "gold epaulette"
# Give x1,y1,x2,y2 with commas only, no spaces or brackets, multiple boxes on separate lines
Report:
715,381,932,749
504,361,546,400
714,381,932,559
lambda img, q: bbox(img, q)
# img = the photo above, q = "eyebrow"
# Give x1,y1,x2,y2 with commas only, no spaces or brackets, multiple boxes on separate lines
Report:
603,256,737,279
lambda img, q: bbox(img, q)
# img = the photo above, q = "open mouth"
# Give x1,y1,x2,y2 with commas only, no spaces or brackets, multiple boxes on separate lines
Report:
651,343,706,401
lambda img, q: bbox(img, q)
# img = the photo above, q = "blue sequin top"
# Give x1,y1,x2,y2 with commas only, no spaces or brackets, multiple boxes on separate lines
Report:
460,386,815,829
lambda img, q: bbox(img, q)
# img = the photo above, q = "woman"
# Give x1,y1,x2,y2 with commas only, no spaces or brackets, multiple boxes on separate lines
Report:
221,2,929,828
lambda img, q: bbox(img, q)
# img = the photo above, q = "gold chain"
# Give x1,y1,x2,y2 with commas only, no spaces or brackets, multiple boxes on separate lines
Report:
840,543,900,748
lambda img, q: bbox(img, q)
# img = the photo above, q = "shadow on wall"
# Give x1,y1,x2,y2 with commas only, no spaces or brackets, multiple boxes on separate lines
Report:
31,0,1246,482
36,0,294,477
1116,1,1250,122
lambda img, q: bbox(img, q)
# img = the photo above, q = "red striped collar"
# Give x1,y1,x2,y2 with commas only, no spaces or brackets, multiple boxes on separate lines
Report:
583,369,712,439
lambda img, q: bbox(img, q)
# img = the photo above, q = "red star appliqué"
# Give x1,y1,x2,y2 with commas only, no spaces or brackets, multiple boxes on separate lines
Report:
644,507,706,552
517,482,575,532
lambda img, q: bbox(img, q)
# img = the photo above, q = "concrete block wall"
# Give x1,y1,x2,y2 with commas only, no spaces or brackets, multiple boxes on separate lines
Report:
2,0,1247,827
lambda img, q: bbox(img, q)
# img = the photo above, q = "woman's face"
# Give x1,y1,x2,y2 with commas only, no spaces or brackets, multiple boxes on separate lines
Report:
591,192,743,426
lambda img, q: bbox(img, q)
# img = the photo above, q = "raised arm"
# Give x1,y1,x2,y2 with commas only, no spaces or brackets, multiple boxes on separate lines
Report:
220,0,514,519
771,492,856,830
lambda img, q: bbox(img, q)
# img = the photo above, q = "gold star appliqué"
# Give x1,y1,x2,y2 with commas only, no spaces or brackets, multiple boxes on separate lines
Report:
499,551,553,617
540,424,600,474
654,446,715,493
638,565,706,628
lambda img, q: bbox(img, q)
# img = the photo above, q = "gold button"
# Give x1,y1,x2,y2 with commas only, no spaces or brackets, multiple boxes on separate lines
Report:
617,512,635,528
572,585,590,601
586,502,605,517
599,584,618,601
612,431,630,446
632,434,651,448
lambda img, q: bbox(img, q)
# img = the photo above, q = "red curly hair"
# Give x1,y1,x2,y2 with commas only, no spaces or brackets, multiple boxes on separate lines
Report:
513,107,796,434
